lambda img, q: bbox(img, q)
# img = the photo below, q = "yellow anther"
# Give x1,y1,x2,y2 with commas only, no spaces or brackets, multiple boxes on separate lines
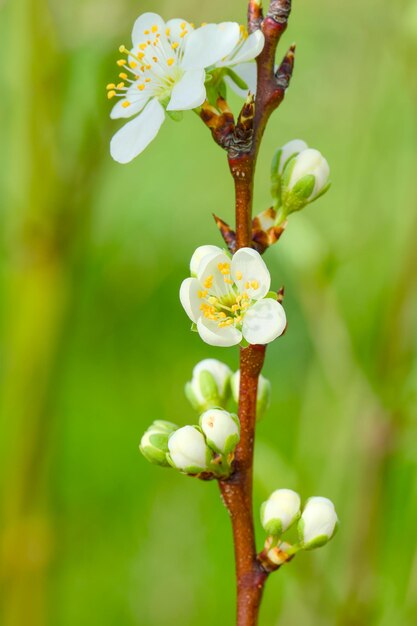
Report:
235,270,243,281
117,59,126,66
145,78,151,83
116,82,125,89
138,84,145,91
224,278,233,285
122,100,131,108
218,312,227,319
231,304,239,312
190,23,195,28
106,83,116,90
137,52,145,60
167,57,175,66
119,44,127,53
129,60,138,68
166,27,171,36
152,56,158,62
218,262,230,275
219,319,234,328
107,90,116,99
139,43,147,50
171,42,179,49
151,25,158,33
144,29,150,35
245,281,250,289
204,275,213,289
145,64,151,70
198,290,208,299
180,22,186,29
180,30,188,38
119,72,128,80
251,280,259,290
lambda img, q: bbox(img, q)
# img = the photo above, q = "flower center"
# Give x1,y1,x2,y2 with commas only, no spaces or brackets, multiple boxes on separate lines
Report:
106,22,189,107
198,262,258,329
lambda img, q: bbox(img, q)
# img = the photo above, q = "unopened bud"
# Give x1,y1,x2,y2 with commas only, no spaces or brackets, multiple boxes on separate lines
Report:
200,408,239,455
185,358,232,412
231,370,271,419
298,496,338,549
140,420,178,467
271,140,308,207
261,489,301,536
281,148,330,215
167,425,212,473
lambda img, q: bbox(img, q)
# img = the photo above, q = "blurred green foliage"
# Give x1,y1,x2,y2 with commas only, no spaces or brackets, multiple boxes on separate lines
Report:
1,0,417,625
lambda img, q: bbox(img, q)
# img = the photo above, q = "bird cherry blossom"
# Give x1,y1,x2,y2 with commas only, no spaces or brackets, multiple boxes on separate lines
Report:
180,246,287,347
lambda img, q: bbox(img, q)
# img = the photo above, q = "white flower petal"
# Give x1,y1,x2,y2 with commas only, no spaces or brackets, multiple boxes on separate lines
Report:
231,248,270,299
219,30,265,67
242,299,286,345
197,317,242,347
167,69,206,111
110,92,150,119
132,13,166,46
182,22,241,70
225,62,257,97
110,98,165,164
166,18,194,47
179,277,201,323
190,245,224,276
197,251,234,299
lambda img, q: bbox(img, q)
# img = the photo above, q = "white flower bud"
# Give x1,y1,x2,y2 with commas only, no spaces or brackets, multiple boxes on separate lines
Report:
261,489,301,536
185,359,232,412
298,497,339,549
167,425,212,473
273,139,309,176
282,148,330,213
200,408,240,455
190,245,222,276
139,420,178,467
231,370,271,419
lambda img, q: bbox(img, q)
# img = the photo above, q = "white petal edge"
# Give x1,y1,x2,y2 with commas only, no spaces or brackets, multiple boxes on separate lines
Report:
179,277,201,323
242,299,286,345
197,317,242,347
225,62,258,98
110,98,165,164
182,22,241,70
231,247,270,300
167,69,206,111
190,245,224,276
132,13,166,46
219,30,265,67
110,92,150,120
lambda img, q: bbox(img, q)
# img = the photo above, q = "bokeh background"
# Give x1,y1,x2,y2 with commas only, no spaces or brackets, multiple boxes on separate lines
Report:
1,0,417,624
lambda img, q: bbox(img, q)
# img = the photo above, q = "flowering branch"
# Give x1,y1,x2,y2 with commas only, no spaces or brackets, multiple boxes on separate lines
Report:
108,6,337,626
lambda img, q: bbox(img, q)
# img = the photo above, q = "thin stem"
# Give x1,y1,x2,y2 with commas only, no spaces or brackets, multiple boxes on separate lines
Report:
218,2,293,624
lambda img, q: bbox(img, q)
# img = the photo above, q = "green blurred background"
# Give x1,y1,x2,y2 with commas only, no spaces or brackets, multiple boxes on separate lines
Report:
1,0,417,624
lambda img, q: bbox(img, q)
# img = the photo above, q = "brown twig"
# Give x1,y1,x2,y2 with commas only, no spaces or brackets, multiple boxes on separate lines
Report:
216,2,294,625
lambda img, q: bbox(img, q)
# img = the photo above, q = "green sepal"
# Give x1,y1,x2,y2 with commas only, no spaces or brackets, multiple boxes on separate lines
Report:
260,502,283,537
152,420,178,433
198,370,219,404
240,338,250,348
167,109,184,122
224,67,249,90
302,534,330,550
223,432,240,456
184,382,200,411
265,291,278,300
140,443,170,467
190,322,198,332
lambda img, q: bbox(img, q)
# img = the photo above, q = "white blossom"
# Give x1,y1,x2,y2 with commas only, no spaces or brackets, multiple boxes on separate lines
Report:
200,408,239,455
299,497,339,549
261,489,301,536
282,148,330,209
167,425,211,472
180,246,286,347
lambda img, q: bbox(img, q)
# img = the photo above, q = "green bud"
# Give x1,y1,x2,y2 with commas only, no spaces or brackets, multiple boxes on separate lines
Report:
185,359,232,412
139,421,178,467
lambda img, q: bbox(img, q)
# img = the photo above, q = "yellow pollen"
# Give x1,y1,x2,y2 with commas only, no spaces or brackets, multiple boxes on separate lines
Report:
151,25,158,33
166,27,171,36
144,29,150,34
180,22,186,29
236,270,243,280
145,64,151,70
180,30,188,38
106,83,116,90
152,56,158,62
119,72,128,80
219,319,234,328
138,84,145,91
171,42,179,49
119,45,126,53
251,280,259,290
122,101,131,108
129,60,138,68
117,59,126,66
218,312,227,319
116,82,125,89
245,281,250,289
207,296,217,305
231,304,239,312
145,78,151,83
137,52,145,59
107,90,116,99
204,275,213,289
167,57,175,66
198,290,208,299
224,278,233,285
218,262,230,275
139,43,147,50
